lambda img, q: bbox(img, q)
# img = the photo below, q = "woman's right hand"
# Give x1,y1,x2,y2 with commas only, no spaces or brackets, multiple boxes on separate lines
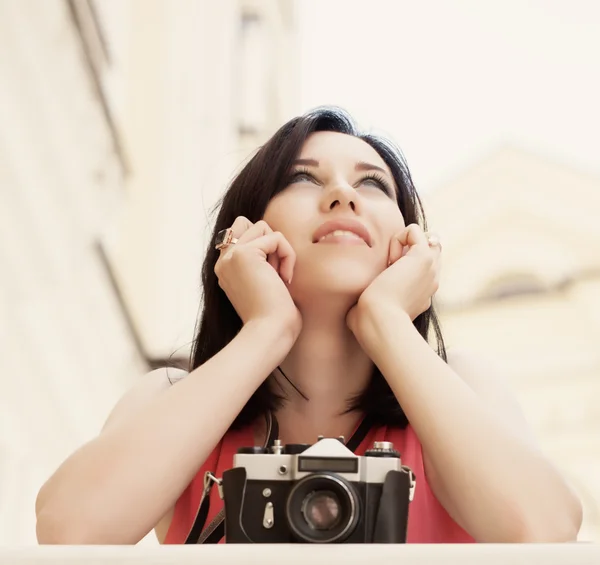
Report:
214,217,302,340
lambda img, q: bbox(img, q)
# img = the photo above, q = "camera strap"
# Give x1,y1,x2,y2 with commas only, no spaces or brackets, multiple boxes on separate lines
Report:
186,411,374,544
345,412,375,452
185,412,277,544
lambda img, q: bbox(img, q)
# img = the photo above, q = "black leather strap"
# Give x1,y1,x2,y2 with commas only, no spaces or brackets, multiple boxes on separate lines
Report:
184,492,210,544
346,412,374,452
203,520,225,544
188,412,372,544
185,413,277,544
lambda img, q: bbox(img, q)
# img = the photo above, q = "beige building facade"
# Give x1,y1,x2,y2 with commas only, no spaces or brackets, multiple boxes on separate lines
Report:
425,146,600,541
0,0,299,545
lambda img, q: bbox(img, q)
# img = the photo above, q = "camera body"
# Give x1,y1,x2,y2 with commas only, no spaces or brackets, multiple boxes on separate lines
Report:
221,437,415,543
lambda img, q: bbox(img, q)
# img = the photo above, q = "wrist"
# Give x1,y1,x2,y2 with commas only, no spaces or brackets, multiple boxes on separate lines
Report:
242,317,299,360
352,298,413,354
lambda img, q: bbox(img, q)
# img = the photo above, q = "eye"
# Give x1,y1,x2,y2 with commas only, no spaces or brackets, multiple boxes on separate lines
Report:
359,173,394,195
287,168,318,185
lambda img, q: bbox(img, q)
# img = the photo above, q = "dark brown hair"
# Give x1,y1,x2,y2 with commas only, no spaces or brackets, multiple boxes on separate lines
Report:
189,107,446,429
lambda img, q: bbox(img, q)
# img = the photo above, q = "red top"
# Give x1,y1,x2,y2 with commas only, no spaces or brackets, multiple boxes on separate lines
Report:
164,422,474,544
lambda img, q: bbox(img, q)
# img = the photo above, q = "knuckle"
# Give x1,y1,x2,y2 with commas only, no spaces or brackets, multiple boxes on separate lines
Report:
255,220,270,231
276,231,291,246
231,216,250,231
216,249,237,270
272,231,286,246
225,247,241,263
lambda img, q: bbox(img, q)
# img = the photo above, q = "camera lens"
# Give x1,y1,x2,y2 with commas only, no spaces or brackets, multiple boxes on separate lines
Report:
302,491,341,530
286,474,359,543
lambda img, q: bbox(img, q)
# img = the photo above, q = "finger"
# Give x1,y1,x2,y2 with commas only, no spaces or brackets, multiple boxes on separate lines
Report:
237,219,272,244
218,216,253,256
395,224,428,248
236,221,281,273
391,226,413,258
247,232,296,283
396,224,433,259
267,251,280,274
388,233,404,266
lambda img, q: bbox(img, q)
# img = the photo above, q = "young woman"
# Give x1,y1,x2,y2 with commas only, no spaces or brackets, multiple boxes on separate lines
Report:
35,107,582,545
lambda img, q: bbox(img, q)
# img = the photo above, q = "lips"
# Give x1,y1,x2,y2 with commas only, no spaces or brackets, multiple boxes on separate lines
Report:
312,219,372,247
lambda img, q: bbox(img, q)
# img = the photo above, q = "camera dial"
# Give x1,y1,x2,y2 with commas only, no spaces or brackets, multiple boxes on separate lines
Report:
364,441,400,458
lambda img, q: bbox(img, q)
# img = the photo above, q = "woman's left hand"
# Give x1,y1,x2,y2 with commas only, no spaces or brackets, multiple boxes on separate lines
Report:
347,223,442,337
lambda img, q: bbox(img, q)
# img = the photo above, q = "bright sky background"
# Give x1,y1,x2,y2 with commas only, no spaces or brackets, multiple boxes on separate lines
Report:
297,0,600,192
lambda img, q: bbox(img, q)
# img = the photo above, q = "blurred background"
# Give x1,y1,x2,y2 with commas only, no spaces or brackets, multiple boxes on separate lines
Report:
1,0,599,545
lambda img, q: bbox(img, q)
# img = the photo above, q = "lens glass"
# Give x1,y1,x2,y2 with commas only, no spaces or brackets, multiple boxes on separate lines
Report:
302,490,341,530
286,474,360,543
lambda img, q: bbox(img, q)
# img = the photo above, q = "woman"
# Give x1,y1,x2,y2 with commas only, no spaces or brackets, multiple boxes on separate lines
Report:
35,107,582,545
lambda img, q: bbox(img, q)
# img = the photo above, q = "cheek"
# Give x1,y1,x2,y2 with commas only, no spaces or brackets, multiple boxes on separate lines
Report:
263,196,306,242
265,184,318,219
262,195,288,229
378,206,406,239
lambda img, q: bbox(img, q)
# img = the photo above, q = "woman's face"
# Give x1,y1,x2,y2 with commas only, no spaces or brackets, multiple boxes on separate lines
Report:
263,131,406,306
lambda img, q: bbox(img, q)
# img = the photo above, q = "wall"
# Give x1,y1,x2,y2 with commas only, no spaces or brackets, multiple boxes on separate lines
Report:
426,146,600,541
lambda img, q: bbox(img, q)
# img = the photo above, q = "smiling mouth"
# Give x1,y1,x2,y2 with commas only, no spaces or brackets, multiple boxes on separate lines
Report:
316,230,367,244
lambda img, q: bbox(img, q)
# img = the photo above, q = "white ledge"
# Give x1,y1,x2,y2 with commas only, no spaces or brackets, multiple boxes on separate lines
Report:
1,544,598,565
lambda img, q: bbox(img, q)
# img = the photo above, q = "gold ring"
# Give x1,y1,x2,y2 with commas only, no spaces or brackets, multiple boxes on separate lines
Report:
425,231,442,250
215,228,239,250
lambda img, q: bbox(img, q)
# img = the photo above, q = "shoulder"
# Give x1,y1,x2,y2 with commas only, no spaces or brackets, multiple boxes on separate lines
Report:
102,367,188,433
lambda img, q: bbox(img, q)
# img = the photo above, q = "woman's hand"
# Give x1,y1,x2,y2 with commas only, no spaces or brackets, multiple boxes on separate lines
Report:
214,217,302,340
347,223,441,338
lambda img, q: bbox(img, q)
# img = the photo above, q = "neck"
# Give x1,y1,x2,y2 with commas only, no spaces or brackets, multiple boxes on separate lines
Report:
268,303,373,445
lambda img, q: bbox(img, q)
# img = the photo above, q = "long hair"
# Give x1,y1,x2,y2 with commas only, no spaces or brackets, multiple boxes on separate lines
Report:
189,107,446,429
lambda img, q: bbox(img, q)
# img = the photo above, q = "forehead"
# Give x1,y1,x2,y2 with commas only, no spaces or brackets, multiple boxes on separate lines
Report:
297,131,391,173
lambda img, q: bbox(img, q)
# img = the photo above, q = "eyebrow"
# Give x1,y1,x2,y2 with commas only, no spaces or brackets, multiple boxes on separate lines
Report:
355,161,389,175
293,158,389,176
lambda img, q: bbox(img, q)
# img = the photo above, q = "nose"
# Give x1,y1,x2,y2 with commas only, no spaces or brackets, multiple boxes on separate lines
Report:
320,182,360,214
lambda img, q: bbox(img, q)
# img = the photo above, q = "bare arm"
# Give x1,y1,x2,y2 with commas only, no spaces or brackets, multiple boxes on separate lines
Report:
35,319,294,545
355,305,582,543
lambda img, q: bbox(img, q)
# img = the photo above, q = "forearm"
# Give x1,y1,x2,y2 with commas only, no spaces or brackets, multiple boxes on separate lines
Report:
36,319,292,544
358,306,581,542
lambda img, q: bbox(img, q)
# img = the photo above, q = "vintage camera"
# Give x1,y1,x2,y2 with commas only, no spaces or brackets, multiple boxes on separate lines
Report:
221,437,415,543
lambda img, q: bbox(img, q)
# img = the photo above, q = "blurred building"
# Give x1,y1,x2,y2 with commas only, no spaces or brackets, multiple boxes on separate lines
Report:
0,0,299,545
425,146,600,541
102,0,300,364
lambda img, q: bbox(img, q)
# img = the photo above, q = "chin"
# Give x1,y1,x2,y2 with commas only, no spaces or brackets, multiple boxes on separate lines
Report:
291,257,382,306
